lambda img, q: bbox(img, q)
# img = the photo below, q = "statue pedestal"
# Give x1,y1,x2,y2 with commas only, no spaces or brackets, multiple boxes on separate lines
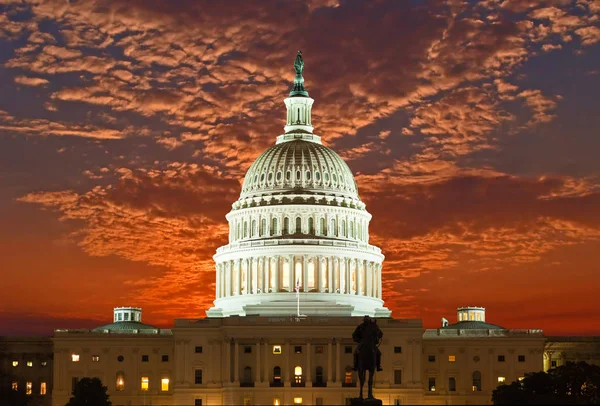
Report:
350,398,382,406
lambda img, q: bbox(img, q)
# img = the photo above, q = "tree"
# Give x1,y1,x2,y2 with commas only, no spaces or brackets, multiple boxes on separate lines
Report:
66,377,111,406
492,361,600,405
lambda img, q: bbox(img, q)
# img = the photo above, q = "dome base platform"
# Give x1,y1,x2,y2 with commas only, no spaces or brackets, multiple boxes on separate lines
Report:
206,292,391,318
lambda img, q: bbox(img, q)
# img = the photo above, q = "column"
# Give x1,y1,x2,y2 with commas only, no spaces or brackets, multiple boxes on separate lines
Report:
236,259,242,295
336,338,342,383
317,256,322,292
327,340,333,383
255,339,261,384
225,261,231,297
234,340,240,384
328,257,333,293
345,258,351,294
289,255,294,291
224,339,231,384
245,258,251,294
263,256,268,293
306,341,312,386
303,255,309,292
366,261,372,297
333,257,339,293
284,341,291,386
215,264,221,299
356,259,362,295
263,341,269,384
274,256,280,293
378,264,383,299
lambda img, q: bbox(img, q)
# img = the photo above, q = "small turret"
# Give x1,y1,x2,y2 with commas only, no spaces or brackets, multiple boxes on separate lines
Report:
457,306,486,322
113,307,142,323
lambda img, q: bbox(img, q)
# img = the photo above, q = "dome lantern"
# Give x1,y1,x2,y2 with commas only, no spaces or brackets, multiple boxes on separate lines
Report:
281,51,316,140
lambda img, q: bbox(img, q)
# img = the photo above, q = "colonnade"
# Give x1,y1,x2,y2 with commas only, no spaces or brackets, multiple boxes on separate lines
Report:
215,255,382,300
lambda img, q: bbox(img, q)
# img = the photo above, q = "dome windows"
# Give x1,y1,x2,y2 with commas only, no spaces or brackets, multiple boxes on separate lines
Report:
261,174,265,183
268,173,273,182
286,171,291,181
296,170,301,181
306,171,311,181
332,173,338,183
324,172,330,182
315,171,321,181
276,172,282,182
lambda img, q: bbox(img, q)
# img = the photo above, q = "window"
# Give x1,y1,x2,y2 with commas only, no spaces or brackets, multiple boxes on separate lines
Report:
142,355,149,362
72,354,80,362
92,355,99,362
428,377,436,392
195,400,203,406
295,346,302,354
428,355,436,362
518,376,525,382
12,361,18,367
472,371,482,391
551,360,557,367
448,355,456,362
315,345,323,354
316,398,323,406
273,345,282,354
345,346,353,354
449,377,456,392
274,398,281,406
345,367,353,384
141,377,149,391
162,355,169,362
394,369,402,385
296,217,302,233
26,361,33,367
195,369,203,384
195,346,203,353
244,397,251,406
117,355,124,362
244,346,252,354
498,355,505,362
11,381,17,391
41,361,47,367
124,312,129,321
26,381,32,395
294,398,302,404
243,366,252,383
294,366,303,384
394,346,402,354
273,366,281,383
498,376,506,383
518,355,526,362
394,400,402,406
316,366,324,384
41,382,48,395
161,378,169,391
272,218,278,235
283,218,290,234
116,373,124,391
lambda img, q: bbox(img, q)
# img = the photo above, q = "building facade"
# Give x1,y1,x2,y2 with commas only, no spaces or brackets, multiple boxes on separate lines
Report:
2,54,599,405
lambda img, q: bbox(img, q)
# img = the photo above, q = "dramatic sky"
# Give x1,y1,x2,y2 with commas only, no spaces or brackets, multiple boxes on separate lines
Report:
1,0,599,336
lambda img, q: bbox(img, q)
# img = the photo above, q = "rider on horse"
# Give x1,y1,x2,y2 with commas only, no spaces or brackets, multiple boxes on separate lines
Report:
352,315,383,372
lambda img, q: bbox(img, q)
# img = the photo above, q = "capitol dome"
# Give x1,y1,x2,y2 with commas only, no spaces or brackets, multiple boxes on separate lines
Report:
207,52,390,318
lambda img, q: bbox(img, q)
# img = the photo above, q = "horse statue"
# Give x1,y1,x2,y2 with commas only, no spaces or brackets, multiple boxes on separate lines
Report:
352,315,383,402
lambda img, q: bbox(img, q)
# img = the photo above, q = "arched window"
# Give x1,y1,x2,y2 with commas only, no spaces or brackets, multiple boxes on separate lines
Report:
237,222,241,240
243,221,248,238
296,217,302,234
341,220,346,237
273,366,282,384
283,217,290,234
358,222,362,240
349,220,354,238
116,372,125,391
272,218,278,235
243,366,252,384
251,219,257,237
308,218,314,234
331,218,337,237
294,366,303,384
261,219,266,236
344,366,353,384
320,218,326,235
315,366,324,385
472,371,482,392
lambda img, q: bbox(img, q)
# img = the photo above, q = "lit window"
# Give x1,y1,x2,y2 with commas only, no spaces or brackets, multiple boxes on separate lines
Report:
40,382,47,395
428,377,436,392
26,361,33,367
243,397,251,405
274,399,281,406
12,361,18,367
141,377,149,391
72,354,80,362
12,381,17,391
518,376,525,382
273,345,282,354
345,368,353,384
161,378,169,391
448,355,456,362
41,361,47,367
294,398,303,404
295,346,302,354
498,376,506,383
294,366,303,384
116,373,124,391
92,355,99,362
26,381,32,395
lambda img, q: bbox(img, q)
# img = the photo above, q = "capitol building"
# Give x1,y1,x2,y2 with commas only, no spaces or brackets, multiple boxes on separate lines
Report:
2,54,599,406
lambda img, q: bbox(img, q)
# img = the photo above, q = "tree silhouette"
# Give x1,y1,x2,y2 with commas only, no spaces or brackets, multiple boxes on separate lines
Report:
66,377,111,406
492,361,600,405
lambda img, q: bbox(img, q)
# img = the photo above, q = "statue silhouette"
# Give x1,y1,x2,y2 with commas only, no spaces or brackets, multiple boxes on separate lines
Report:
352,315,383,401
